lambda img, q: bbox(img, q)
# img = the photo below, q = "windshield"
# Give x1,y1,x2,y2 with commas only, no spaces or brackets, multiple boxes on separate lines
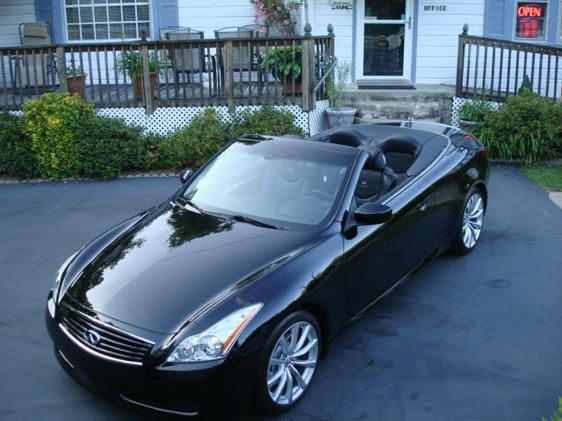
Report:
182,140,356,228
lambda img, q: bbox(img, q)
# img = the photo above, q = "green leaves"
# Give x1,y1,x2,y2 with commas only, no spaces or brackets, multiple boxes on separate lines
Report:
157,109,229,170
22,93,95,179
0,113,38,179
479,90,562,164
261,46,303,82
458,98,494,123
3,93,304,180
114,51,160,80
230,106,305,138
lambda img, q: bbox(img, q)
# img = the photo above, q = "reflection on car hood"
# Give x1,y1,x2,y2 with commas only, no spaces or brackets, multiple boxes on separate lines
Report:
64,204,314,334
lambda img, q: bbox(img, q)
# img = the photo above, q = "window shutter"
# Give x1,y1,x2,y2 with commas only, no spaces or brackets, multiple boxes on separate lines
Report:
484,0,510,39
154,0,179,39
35,0,63,43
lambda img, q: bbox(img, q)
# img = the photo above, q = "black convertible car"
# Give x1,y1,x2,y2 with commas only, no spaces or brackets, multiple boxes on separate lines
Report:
46,121,488,417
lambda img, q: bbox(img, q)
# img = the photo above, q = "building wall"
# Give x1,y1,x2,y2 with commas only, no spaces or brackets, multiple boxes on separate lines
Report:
0,0,36,47
416,0,485,84
178,0,255,38
309,0,354,68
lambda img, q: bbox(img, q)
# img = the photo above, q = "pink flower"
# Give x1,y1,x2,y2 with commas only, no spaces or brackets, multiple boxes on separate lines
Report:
283,19,290,25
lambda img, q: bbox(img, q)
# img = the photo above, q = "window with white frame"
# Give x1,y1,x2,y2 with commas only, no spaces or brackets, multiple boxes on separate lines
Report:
64,0,151,42
514,1,548,41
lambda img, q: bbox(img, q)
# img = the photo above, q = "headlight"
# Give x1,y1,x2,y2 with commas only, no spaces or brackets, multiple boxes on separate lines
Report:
167,303,263,363
53,252,78,295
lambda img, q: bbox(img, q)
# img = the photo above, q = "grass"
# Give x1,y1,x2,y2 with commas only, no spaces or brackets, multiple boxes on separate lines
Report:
521,165,562,192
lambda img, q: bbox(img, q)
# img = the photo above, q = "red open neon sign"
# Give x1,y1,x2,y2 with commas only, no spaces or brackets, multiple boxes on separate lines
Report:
517,5,543,17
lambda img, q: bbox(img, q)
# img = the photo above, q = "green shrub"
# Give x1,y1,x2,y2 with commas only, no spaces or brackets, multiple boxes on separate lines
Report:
542,397,562,421
480,90,562,164
230,106,305,138
158,109,228,170
0,112,38,179
22,92,95,178
458,98,495,123
75,117,167,178
518,75,533,94
76,136,121,179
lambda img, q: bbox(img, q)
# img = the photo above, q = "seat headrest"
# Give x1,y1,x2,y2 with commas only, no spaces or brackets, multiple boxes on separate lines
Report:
358,145,386,171
380,135,420,155
328,129,363,147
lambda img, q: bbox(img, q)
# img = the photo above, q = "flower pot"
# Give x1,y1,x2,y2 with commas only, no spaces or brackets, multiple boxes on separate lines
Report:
133,72,157,98
282,78,302,96
326,107,357,128
67,74,87,100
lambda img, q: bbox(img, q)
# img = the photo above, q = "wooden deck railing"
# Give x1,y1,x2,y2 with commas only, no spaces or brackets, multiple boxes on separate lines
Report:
456,24,562,102
0,24,335,113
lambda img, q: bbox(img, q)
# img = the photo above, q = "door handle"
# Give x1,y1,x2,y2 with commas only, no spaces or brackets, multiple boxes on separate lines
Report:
408,16,412,29
416,196,430,211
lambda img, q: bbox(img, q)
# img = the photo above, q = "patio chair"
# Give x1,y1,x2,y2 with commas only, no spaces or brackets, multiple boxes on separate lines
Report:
240,24,269,38
15,22,56,88
214,27,259,92
163,27,217,96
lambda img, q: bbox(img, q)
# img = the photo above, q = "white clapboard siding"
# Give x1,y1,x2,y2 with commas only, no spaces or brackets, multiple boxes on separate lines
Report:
0,0,36,48
308,0,353,80
416,0,485,84
178,0,255,38
0,0,36,85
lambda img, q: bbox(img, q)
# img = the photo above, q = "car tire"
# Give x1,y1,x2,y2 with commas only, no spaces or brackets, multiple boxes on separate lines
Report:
255,310,321,414
451,187,486,255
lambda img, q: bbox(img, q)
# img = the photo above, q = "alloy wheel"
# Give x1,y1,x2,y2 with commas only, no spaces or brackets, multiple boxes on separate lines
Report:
266,321,319,406
462,192,484,249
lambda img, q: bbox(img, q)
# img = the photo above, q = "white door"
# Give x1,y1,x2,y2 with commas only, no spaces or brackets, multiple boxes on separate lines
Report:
355,0,414,81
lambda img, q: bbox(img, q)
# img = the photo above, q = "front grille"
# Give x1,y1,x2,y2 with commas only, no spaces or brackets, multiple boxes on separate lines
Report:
60,304,153,365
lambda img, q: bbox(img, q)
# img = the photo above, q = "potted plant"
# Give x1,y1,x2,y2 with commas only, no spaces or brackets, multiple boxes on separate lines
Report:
66,65,87,100
261,46,302,95
458,97,494,135
250,0,302,36
115,51,159,98
326,61,356,128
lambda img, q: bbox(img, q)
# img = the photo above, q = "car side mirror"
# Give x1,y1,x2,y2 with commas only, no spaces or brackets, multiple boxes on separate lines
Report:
354,203,392,225
179,168,193,184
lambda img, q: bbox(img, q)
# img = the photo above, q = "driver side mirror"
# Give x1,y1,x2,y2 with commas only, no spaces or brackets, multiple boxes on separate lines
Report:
354,203,392,225
179,168,193,184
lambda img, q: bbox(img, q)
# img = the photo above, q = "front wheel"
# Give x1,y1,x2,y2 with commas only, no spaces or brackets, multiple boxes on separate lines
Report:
256,311,321,414
451,188,485,255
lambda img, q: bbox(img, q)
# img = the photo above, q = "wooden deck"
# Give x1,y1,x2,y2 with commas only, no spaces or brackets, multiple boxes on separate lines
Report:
0,79,307,110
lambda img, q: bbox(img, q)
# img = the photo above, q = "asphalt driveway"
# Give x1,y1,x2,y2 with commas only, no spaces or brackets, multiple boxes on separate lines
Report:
0,166,561,420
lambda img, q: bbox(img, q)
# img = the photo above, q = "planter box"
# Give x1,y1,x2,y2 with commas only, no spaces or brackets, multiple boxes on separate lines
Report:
326,107,356,128
67,74,87,100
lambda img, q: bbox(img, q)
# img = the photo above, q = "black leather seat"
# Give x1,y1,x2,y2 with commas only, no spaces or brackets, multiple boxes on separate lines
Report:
328,128,363,147
379,135,421,174
355,146,397,203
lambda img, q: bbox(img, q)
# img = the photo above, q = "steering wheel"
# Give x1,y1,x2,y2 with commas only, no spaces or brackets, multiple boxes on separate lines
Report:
306,190,332,201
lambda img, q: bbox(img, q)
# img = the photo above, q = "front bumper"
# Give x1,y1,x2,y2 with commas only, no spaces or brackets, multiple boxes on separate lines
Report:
45,297,258,417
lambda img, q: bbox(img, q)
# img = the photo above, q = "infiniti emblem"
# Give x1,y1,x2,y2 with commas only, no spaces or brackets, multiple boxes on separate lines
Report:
83,329,101,346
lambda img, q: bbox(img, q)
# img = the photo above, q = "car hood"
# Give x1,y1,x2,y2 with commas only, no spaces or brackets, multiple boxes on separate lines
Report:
63,204,314,334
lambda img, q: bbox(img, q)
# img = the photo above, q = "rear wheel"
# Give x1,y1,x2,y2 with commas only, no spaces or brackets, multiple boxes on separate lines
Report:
256,311,321,414
451,188,485,255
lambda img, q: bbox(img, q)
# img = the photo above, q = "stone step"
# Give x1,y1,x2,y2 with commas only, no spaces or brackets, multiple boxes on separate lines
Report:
338,83,455,123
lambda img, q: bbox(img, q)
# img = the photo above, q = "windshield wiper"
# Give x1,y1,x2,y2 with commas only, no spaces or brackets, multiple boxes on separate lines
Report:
230,214,280,230
172,196,206,215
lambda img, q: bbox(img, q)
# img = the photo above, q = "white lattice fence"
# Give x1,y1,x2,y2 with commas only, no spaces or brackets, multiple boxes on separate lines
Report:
97,102,329,136
451,97,501,127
